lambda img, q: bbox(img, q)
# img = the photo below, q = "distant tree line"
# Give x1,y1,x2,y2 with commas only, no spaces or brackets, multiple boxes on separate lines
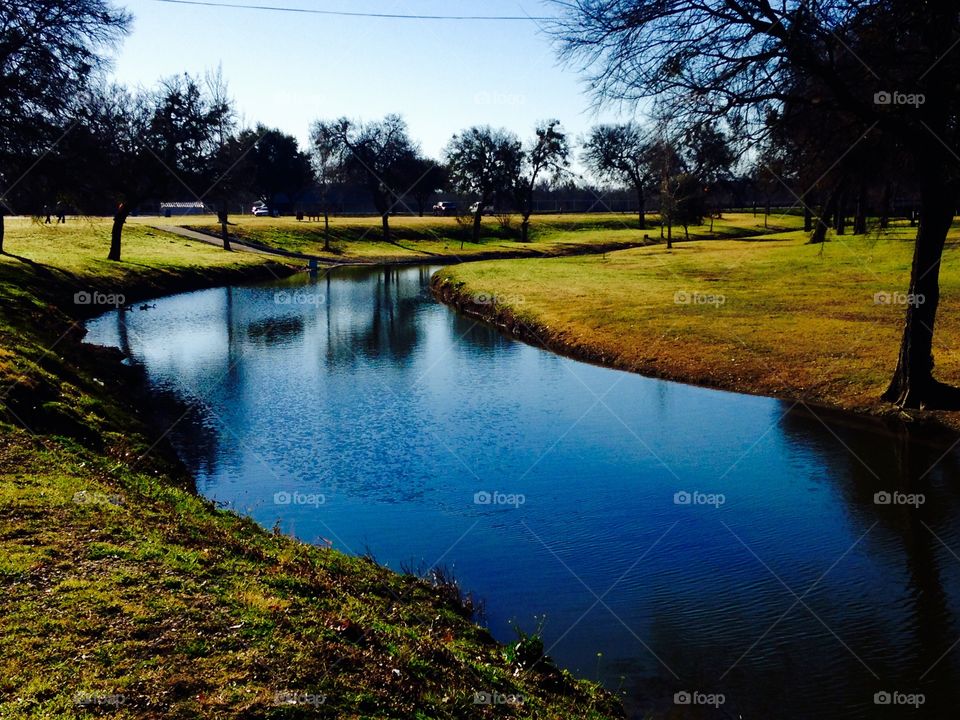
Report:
6,1,916,262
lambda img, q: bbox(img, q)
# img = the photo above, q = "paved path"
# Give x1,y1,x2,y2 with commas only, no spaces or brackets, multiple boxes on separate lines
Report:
152,224,350,265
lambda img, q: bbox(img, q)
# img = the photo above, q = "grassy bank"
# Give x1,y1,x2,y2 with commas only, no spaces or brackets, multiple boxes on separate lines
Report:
172,211,795,264
432,219,960,431
0,218,621,719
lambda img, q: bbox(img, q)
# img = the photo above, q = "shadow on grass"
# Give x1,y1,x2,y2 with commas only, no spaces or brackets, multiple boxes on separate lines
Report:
923,381,960,411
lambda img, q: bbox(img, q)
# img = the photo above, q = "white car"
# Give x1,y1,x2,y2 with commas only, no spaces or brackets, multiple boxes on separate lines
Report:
252,203,275,217
432,201,458,216
469,202,494,215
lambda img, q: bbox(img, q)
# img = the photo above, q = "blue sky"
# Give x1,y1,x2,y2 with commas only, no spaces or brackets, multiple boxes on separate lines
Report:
110,0,632,160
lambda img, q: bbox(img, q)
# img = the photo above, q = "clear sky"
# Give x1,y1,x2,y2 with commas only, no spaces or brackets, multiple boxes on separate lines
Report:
109,0,632,160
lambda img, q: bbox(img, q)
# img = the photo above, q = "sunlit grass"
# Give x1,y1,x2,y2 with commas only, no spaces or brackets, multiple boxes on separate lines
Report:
174,211,803,262
435,219,960,426
0,216,621,719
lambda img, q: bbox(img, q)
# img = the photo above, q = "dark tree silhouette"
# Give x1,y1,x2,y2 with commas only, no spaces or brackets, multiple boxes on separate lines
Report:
312,115,417,243
242,126,314,218
555,0,960,409
0,0,130,253
399,154,446,217
515,120,571,242
445,126,523,246
308,122,345,251
582,123,655,228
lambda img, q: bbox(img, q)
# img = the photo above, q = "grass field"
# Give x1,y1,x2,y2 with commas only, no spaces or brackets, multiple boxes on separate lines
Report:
0,217,621,719
174,211,798,263
433,219,960,429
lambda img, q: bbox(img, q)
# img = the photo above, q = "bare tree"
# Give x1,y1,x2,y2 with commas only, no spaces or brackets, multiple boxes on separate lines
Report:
205,66,237,251
309,122,345,251
445,126,523,247
311,115,416,243
582,123,655,228
554,0,960,409
0,0,130,253
515,120,571,242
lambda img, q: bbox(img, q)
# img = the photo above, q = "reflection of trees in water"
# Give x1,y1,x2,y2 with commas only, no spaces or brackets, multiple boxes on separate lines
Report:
246,316,305,345
448,310,515,351
114,307,222,482
780,407,960,702
364,266,421,359
615,407,960,719
317,265,515,369
319,267,423,368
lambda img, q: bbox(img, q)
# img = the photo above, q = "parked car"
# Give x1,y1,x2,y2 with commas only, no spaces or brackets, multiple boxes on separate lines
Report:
252,203,276,217
432,201,458,216
469,202,495,215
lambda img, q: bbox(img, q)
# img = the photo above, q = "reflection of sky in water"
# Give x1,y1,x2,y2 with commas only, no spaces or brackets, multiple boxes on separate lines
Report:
86,266,960,719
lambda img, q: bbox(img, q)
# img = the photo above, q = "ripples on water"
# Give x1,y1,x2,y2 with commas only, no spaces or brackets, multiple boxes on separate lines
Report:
85,265,960,719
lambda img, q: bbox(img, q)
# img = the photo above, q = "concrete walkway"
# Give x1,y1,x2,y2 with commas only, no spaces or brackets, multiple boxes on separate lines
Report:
152,224,343,264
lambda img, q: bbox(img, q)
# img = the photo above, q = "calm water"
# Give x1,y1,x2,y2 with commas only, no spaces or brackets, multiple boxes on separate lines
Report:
86,265,960,719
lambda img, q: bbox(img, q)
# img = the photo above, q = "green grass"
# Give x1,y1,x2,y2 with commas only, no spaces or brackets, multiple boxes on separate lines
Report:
433,218,960,429
174,211,794,263
0,217,622,719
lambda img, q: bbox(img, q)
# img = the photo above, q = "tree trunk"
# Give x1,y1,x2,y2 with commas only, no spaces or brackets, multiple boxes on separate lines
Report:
471,208,482,244
810,188,840,244
834,192,847,235
108,207,129,261
0,212,4,254
219,207,231,251
803,206,813,233
879,184,891,230
636,187,646,229
521,215,530,243
666,218,673,249
883,176,955,407
381,212,390,243
854,187,867,235
324,209,330,252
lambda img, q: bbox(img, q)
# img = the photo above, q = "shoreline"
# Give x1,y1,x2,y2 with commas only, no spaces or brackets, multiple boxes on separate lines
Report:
1,243,622,718
430,273,960,443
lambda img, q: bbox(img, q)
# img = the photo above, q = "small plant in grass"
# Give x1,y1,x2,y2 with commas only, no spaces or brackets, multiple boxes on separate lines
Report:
496,212,514,233
506,616,547,670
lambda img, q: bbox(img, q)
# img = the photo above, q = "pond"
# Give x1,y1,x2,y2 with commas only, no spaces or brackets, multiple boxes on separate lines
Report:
85,264,960,719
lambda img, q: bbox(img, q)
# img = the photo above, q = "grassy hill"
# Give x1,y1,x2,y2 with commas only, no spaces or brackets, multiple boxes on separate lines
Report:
0,217,622,719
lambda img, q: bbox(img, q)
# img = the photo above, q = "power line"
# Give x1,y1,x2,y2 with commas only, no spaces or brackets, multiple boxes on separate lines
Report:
150,0,551,21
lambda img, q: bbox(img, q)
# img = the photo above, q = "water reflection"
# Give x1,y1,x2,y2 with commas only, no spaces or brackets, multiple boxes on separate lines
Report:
85,265,960,719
